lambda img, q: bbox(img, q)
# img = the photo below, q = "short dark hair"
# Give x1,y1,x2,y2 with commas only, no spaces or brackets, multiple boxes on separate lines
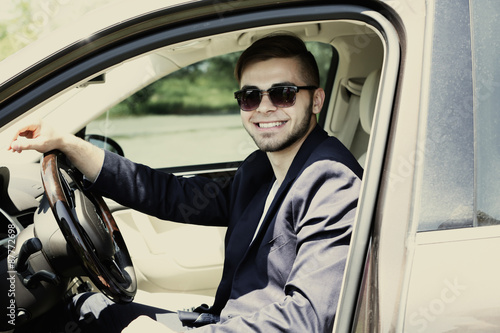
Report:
234,33,320,87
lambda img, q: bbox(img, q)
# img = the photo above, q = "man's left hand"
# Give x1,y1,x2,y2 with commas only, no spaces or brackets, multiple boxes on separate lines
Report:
121,315,178,333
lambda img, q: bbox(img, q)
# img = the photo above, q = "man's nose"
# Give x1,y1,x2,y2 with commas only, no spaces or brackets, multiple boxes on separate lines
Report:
256,92,277,113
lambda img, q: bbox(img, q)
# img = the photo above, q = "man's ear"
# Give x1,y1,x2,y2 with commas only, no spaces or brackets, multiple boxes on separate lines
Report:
312,88,326,115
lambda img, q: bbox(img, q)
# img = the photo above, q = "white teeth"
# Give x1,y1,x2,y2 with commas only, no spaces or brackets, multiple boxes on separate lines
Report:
259,121,285,128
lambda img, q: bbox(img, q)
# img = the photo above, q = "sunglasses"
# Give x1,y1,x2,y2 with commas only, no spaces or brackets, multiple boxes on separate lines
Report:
234,85,317,111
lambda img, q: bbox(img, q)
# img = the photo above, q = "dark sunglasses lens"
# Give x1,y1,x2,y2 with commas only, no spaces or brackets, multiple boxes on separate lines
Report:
236,86,299,111
269,87,297,108
237,90,261,111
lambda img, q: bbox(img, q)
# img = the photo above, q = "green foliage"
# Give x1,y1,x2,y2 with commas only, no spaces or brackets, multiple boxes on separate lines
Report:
307,42,334,89
0,0,117,61
0,0,31,60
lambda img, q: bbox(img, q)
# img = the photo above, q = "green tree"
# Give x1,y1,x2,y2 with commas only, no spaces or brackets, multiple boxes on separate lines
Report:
0,0,117,61
0,0,32,60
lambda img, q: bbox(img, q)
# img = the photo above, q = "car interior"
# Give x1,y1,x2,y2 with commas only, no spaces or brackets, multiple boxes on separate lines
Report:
0,15,386,331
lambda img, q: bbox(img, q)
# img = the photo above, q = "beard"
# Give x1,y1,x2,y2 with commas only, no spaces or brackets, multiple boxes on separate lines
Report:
248,101,314,153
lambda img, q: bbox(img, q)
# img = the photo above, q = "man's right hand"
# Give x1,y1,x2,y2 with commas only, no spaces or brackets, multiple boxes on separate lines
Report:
8,120,105,183
9,120,64,154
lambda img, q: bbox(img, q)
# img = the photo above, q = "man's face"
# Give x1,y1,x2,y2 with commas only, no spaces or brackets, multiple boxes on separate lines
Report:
239,57,322,153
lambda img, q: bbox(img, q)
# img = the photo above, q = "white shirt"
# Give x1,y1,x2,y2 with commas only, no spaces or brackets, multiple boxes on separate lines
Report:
251,180,279,243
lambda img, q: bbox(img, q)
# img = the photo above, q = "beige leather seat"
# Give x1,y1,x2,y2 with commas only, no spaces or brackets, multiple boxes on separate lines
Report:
334,77,364,148
357,69,381,167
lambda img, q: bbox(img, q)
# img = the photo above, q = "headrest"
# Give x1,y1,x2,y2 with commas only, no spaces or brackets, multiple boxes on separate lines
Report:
344,77,365,96
359,69,381,134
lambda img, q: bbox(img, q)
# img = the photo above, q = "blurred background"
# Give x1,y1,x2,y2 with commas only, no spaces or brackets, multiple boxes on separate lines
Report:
0,0,117,61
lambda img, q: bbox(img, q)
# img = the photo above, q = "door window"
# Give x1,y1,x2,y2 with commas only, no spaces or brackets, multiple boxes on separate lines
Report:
415,0,500,231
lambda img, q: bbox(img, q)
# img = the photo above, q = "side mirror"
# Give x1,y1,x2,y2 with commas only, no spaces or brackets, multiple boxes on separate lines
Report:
85,134,124,157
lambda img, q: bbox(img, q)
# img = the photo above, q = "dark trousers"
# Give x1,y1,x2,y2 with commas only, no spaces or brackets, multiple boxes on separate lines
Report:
14,293,186,333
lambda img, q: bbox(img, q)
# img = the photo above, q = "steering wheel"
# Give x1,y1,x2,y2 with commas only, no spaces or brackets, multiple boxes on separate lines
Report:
41,151,136,303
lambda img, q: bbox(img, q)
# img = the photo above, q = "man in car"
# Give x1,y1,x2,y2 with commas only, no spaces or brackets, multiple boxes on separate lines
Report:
9,33,363,333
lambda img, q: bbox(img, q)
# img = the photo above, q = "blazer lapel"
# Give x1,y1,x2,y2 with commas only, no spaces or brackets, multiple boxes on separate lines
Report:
247,125,329,248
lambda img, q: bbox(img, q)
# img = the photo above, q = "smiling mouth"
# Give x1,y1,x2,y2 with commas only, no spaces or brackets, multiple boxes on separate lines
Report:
258,121,286,128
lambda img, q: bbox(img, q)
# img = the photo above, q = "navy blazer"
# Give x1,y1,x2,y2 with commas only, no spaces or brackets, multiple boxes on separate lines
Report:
91,125,363,332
